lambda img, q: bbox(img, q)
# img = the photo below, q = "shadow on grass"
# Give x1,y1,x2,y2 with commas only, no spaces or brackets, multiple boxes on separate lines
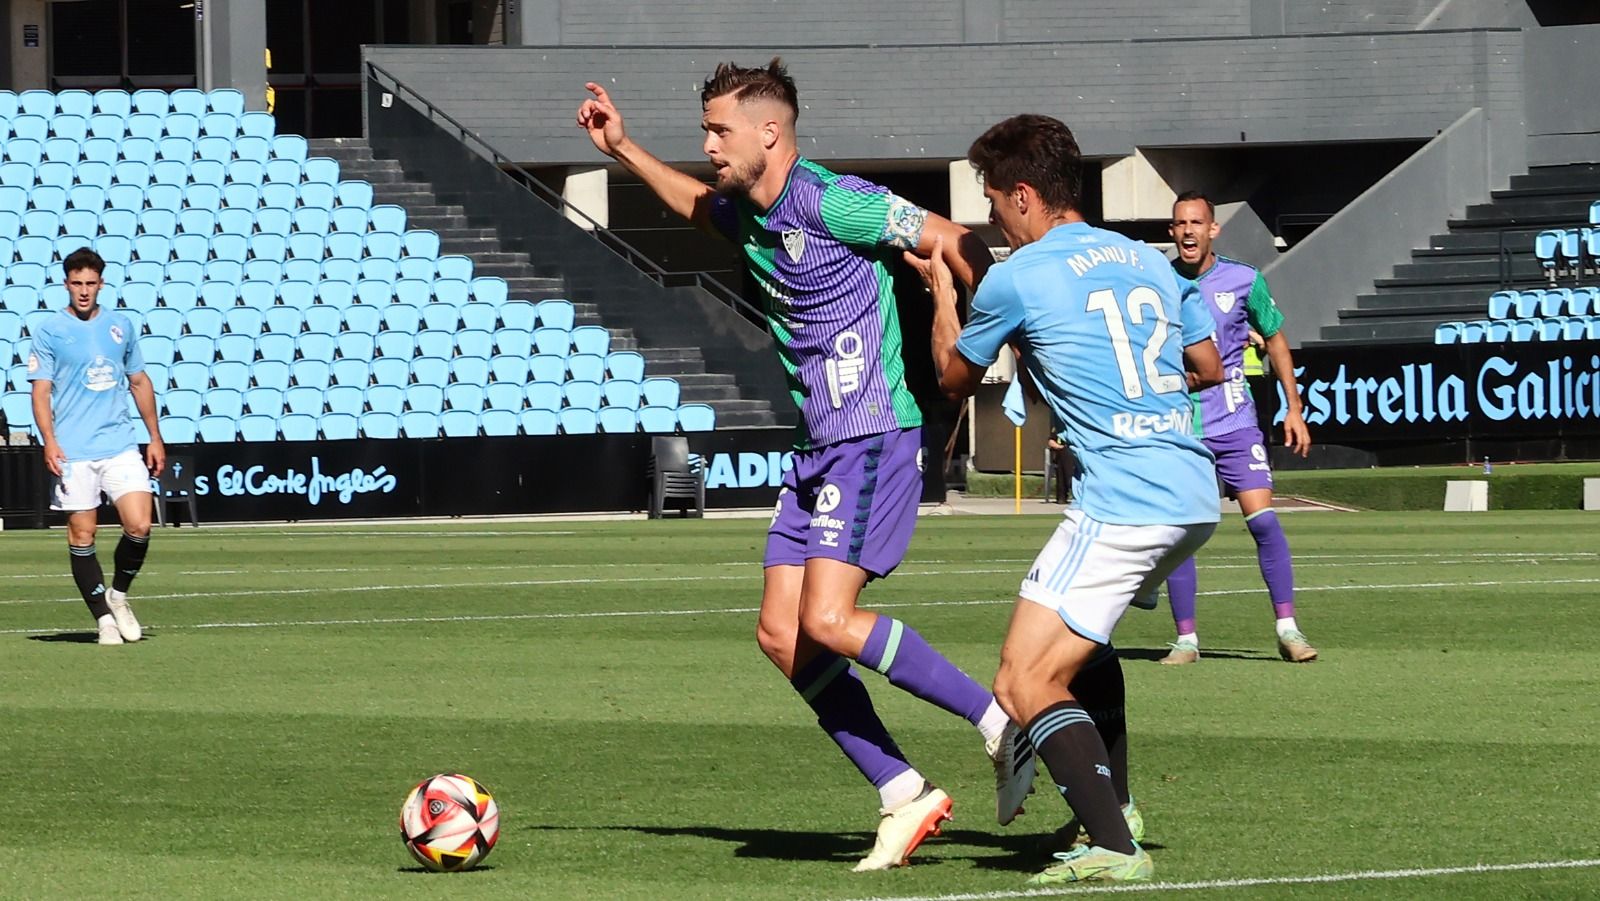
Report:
26,632,158,644
521,824,1157,871
1120,646,1273,663
395,865,497,874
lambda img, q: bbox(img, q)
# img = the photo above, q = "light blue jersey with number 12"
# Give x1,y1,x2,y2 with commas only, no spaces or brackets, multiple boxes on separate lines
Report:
956,222,1220,526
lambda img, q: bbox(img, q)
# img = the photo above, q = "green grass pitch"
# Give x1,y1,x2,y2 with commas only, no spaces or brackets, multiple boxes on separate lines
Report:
2,511,1597,899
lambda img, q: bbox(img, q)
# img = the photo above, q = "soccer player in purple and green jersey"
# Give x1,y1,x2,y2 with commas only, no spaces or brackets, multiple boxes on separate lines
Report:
578,59,1037,871
1162,190,1317,665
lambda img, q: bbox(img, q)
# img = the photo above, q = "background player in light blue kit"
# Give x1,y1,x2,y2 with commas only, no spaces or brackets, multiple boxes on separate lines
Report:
30,247,165,646
1161,191,1317,665
577,60,1037,870
909,114,1224,885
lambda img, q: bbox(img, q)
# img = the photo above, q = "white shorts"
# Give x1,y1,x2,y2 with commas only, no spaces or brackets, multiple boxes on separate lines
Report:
50,448,151,512
1019,509,1216,644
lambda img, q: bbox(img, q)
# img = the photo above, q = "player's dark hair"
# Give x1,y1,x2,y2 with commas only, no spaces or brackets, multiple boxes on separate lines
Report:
1175,189,1216,217
62,247,105,278
967,114,1083,214
701,57,799,120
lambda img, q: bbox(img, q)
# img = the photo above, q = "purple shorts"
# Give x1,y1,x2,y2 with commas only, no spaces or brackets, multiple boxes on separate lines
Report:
764,428,924,578
1204,425,1274,497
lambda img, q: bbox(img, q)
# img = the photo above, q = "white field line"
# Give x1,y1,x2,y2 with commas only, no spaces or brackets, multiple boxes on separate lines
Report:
1,550,1593,582
3,575,1600,634
843,857,1600,900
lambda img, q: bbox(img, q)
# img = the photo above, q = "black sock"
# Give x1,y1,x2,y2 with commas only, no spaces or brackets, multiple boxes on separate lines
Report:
1069,644,1129,805
112,531,150,593
1025,700,1135,854
70,544,110,620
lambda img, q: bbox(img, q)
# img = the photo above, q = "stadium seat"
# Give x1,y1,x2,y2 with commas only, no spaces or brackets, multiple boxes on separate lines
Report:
1538,318,1565,341
210,359,251,392
240,112,276,140
405,383,445,415
364,384,404,416
677,403,716,432
603,379,643,410
197,135,234,163
637,405,677,433
402,230,440,260
302,306,341,336
291,359,331,388
598,407,637,433
459,302,498,333
298,183,335,211
94,89,132,118
325,232,364,261
398,257,436,281
563,380,603,411
1571,287,1598,318
197,414,237,442
1487,290,1516,319
336,331,375,361
206,387,245,419
170,89,207,118
641,377,681,408
1435,323,1462,345
369,205,406,235
1542,288,1571,318
606,351,646,382
375,331,416,359
528,354,566,384
410,357,450,387
280,412,318,441
401,410,441,438
237,413,278,441
250,359,291,391
187,306,226,339
331,205,368,235
451,356,490,385
320,412,358,440
330,359,370,389
479,409,519,437
297,332,338,362
361,411,401,439
567,353,605,383
1511,319,1538,341
558,408,598,434
163,388,204,420
435,255,473,282
488,356,529,386
302,157,340,186
533,327,571,356
335,180,373,210
498,301,537,332
439,409,478,438
571,326,611,356
492,327,533,358
364,232,403,261
343,304,382,335
415,329,454,359
283,385,323,416
470,277,508,306
224,306,266,336
521,409,559,436
167,360,209,392
455,329,494,359
445,383,485,412
485,382,525,411
160,415,197,444
525,382,562,413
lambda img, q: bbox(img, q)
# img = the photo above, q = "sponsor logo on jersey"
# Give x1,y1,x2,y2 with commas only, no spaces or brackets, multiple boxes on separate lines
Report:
1111,405,1192,439
781,228,805,263
84,355,117,392
815,482,842,513
26,354,38,373
823,331,865,409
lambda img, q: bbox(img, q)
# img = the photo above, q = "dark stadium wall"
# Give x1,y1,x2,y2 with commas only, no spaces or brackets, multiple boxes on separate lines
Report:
1524,23,1600,166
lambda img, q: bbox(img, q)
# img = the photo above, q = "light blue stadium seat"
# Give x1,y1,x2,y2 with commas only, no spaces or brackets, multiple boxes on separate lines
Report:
414,329,453,359
598,407,637,433
175,333,215,364
405,383,445,414
567,353,605,383
289,384,331,415
416,303,457,332
261,181,298,210
320,412,358,440
364,384,404,416
677,403,716,432
240,111,275,140
342,304,382,335
324,232,363,262
386,278,426,308
571,326,610,356
535,299,575,330
78,154,115,185
248,236,289,268
369,205,406,235
1563,317,1588,340
397,257,434,281
298,182,335,211
164,261,203,287
237,281,276,313
10,261,48,290
361,411,400,439
355,258,395,283
520,409,559,436
197,414,237,442
0,162,30,190
563,380,602,411
470,277,508,306
322,259,360,285
364,232,402,261
297,332,338,362
94,89,131,117
169,234,208,265
159,136,197,163
401,229,440,260
6,139,42,168
292,358,331,388
225,306,264,335
179,206,218,236
375,331,415,359
1510,319,1538,341
1571,287,1598,317
282,259,322,285
490,301,532,332
330,358,369,389
478,408,518,437
435,255,472,282
301,305,341,336
637,405,677,433
187,306,226,339
525,382,562,413
302,157,339,186
402,410,442,438
458,302,497,333
349,279,390,308
485,356,528,387
144,182,183,213
0,90,15,119
169,89,207,118
427,278,467,307
125,112,163,142
603,379,643,410
201,112,238,140
335,180,372,210
1434,322,1461,345
370,358,410,387
0,287,34,314
51,114,89,143
132,234,169,265
558,408,597,434
516,356,558,387
94,234,133,266
379,305,420,336
1487,290,1516,319
317,280,356,310
451,356,490,385
445,383,485,412
280,412,318,441
532,327,570,356
160,415,196,443
410,356,450,387
18,90,55,117
1538,318,1565,341
196,135,233,163
1541,288,1571,318
605,351,646,383
21,210,59,241
197,281,236,311
58,89,94,117
484,382,524,410
250,359,290,391
221,182,260,212
641,377,681,408
211,234,249,265
251,333,291,363
43,138,81,165
278,280,316,311
226,159,266,188
87,114,124,142
336,331,375,361
455,328,494,359
435,409,475,438
11,113,47,142
209,360,250,392
163,388,204,420
167,360,208,391
285,233,322,263
330,205,367,235
207,388,246,419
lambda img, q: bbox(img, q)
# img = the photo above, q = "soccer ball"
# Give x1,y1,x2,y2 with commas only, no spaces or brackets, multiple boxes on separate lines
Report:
399,773,500,872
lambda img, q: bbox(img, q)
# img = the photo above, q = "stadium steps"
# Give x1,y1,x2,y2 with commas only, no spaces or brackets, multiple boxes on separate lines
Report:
1312,163,1600,346
310,138,783,428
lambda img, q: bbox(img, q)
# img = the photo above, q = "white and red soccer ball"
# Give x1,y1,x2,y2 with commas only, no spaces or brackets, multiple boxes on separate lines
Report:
399,773,500,872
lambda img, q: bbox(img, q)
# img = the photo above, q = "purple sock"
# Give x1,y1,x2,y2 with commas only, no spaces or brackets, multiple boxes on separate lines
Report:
857,615,994,724
1246,509,1297,619
791,652,912,789
1166,555,1199,636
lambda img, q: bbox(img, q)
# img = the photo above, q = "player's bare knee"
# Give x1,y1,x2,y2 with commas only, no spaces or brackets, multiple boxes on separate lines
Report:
797,602,850,653
122,520,152,540
755,616,797,670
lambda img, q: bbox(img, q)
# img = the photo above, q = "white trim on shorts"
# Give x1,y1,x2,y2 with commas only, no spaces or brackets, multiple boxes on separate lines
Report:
50,448,150,512
1019,508,1216,644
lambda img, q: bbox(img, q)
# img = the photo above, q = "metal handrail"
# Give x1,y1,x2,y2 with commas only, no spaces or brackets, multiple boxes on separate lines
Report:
363,60,765,326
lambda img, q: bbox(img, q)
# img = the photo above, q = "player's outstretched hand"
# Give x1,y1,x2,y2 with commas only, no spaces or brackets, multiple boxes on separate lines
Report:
145,437,166,477
42,440,66,477
577,83,628,158
904,234,955,304
1283,410,1312,458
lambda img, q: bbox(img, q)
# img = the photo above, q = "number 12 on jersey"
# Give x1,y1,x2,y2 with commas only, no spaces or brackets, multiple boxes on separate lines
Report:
1085,286,1186,400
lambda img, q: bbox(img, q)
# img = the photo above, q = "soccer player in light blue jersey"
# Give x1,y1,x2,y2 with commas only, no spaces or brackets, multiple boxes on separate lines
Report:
30,248,165,646
909,115,1224,885
577,60,1037,870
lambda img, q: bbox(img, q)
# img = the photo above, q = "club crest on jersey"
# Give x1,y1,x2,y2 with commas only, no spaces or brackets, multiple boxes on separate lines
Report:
1213,291,1237,313
109,325,124,344
781,228,805,263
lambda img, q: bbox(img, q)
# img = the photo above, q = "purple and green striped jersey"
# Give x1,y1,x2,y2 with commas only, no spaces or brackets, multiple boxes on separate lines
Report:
709,158,925,448
1180,255,1285,438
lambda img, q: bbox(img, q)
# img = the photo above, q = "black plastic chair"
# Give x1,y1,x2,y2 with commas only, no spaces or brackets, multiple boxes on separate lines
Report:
648,436,704,519
154,454,199,527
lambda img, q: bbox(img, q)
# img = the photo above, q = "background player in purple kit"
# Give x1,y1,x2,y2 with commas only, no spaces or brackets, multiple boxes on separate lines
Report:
1162,191,1317,664
577,59,1036,871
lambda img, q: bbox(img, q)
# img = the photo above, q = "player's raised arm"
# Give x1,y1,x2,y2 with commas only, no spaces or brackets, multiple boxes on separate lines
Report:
907,234,1004,401
577,82,717,231
915,214,994,293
